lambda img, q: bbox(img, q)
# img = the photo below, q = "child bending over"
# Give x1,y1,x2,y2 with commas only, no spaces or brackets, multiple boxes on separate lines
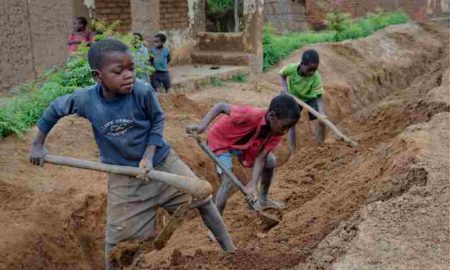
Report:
187,95,300,214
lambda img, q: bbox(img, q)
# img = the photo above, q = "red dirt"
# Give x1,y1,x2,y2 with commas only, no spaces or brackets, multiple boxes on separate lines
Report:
0,22,448,270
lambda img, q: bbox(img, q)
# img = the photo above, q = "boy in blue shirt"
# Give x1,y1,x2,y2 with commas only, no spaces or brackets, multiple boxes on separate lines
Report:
29,39,234,269
150,33,171,93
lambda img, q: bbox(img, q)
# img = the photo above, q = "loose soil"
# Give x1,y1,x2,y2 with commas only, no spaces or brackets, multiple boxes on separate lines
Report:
0,22,448,270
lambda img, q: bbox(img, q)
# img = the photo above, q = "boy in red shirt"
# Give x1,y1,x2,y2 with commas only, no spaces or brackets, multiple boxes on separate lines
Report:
187,95,300,214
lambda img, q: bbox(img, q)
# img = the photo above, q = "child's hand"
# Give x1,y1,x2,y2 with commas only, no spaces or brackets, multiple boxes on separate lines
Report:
186,124,206,135
139,157,154,180
29,144,48,167
245,185,258,206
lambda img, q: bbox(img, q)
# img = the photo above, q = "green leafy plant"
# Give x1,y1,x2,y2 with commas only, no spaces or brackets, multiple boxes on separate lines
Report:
231,73,248,83
210,77,224,87
0,20,154,139
207,0,233,13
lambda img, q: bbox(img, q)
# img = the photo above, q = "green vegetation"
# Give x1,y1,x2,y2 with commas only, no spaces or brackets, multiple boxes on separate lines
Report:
263,11,410,71
210,77,224,87
230,73,248,83
0,20,154,139
207,0,233,13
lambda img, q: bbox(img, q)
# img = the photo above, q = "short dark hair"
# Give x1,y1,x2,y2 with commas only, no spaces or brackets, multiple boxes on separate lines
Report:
154,33,167,43
301,49,320,65
133,32,143,41
88,39,129,69
268,95,301,120
75,17,88,27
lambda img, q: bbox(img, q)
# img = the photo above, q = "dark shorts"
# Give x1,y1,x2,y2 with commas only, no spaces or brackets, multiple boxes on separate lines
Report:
151,70,171,91
300,97,320,121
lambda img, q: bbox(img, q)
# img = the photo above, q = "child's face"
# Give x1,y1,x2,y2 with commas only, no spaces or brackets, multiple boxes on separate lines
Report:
92,52,136,95
268,114,298,136
153,37,164,48
73,19,86,32
299,63,319,77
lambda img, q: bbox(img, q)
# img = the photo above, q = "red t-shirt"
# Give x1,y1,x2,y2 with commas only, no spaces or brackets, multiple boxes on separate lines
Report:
207,105,283,167
68,31,94,53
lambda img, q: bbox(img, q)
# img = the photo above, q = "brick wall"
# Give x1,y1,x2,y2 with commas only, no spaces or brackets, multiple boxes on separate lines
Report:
160,0,189,30
305,0,431,29
95,0,132,32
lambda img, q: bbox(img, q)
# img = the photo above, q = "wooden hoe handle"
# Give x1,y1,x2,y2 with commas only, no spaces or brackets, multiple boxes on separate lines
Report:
292,96,359,147
44,154,213,198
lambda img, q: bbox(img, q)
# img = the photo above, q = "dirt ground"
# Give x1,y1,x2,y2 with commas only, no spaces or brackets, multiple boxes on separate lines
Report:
0,22,448,270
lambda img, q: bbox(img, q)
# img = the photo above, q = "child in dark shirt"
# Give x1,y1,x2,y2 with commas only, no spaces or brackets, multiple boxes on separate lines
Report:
30,39,234,270
150,33,171,92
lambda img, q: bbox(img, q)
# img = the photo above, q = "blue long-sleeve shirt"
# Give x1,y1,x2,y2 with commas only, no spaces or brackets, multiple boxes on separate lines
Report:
37,80,171,167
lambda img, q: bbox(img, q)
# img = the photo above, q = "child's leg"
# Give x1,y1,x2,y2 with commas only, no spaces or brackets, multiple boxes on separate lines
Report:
215,173,236,215
307,97,326,144
150,72,161,92
259,153,286,209
160,150,235,251
105,174,160,269
161,71,172,93
213,152,236,215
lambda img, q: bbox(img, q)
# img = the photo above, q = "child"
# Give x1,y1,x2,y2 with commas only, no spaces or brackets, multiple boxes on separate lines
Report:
150,33,171,92
280,49,326,157
187,95,300,214
132,33,151,84
29,39,234,270
68,17,94,53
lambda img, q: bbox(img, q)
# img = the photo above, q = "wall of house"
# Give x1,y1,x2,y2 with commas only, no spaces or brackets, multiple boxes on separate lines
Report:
0,0,73,92
130,0,205,65
264,0,308,32
94,0,132,32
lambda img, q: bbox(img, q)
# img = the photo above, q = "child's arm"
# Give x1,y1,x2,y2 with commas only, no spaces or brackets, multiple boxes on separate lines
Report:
246,149,270,200
29,94,82,166
186,103,231,134
140,90,166,171
167,51,171,64
280,75,289,94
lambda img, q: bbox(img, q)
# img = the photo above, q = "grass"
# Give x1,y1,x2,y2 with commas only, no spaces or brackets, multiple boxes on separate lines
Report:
210,77,224,87
263,11,411,71
230,73,248,83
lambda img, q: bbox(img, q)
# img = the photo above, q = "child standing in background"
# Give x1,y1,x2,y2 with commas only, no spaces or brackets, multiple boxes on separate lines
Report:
150,33,172,93
68,17,94,53
132,33,151,84
280,49,326,157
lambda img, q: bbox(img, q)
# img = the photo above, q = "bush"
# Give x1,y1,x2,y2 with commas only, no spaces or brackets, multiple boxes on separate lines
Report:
231,73,248,83
263,11,410,71
0,20,154,138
